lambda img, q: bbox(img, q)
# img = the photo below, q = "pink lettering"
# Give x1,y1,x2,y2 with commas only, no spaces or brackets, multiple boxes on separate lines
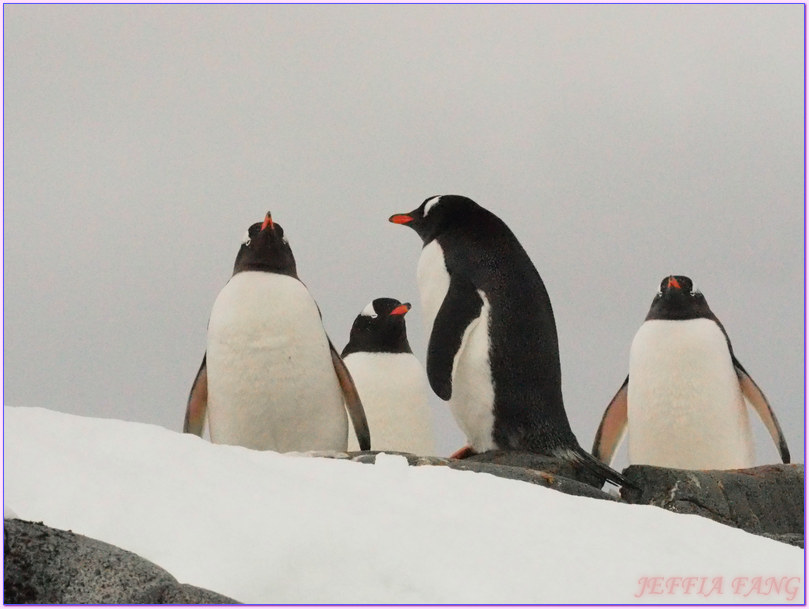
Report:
732,577,748,595
635,576,665,597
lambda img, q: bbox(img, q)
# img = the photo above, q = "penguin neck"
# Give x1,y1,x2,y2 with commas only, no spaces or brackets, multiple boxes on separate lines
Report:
233,263,299,280
342,331,412,357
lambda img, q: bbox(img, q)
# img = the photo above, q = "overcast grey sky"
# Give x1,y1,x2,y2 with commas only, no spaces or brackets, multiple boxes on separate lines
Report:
4,4,804,466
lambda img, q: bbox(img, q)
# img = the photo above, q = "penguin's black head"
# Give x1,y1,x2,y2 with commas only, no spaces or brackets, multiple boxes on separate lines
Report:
232,212,298,277
389,195,480,243
646,275,715,321
341,298,413,356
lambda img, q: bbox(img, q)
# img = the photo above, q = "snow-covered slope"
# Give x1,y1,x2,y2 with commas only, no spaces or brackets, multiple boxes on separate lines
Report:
3,406,803,604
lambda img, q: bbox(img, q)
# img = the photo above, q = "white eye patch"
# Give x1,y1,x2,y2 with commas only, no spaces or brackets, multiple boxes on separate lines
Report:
360,301,378,318
242,230,251,245
423,196,442,218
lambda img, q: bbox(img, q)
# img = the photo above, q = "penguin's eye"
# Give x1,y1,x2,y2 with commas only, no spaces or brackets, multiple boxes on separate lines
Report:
242,231,251,246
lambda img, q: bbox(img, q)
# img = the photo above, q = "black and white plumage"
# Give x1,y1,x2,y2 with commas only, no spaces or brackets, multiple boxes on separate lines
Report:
341,298,435,454
593,275,790,469
390,195,629,487
184,212,370,452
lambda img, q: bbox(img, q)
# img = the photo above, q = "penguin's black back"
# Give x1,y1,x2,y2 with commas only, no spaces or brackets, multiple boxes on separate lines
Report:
435,201,576,452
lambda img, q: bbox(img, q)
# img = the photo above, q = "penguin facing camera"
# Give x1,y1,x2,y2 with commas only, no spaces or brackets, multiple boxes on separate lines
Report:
184,212,370,453
342,298,435,454
593,275,789,470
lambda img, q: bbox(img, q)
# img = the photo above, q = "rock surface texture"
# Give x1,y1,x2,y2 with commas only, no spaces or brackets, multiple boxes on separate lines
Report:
3,519,239,604
621,463,804,548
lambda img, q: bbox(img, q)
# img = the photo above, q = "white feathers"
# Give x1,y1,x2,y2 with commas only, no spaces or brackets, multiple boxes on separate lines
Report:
343,352,435,454
627,318,754,469
416,240,451,332
206,272,348,452
416,239,496,452
423,196,442,218
360,301,378,318
447,290,497,452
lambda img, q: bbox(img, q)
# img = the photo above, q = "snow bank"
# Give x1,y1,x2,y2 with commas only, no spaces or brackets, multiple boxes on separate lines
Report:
3,406,803,604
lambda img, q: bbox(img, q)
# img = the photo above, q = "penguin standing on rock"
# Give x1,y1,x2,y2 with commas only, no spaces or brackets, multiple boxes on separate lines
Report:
593,275,789,470
390,194,629,487
183,212,370,453
341,298,435,454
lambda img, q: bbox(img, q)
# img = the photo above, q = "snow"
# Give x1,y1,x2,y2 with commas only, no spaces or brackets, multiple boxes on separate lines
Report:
3,405,804,604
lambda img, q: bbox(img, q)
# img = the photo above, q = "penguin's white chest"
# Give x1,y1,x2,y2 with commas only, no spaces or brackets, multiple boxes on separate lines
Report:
416,240,451,333
205,272,347,452
343,352,435,454
415,241,496,451
627,318,753,469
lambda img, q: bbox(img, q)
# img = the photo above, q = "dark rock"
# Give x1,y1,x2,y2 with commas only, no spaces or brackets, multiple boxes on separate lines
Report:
461,450,609,488
345,450,618,501
443,459,618,501
4,519,239,604
621,464,804,547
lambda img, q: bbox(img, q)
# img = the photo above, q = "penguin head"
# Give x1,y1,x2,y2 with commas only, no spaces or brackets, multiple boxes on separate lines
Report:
342,298,413,356
389,195,480,243
232,211,298,277
646,275,715,321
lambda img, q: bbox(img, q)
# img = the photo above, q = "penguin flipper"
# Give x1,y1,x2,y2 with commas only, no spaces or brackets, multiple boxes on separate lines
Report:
329,340,371,451
183,355,208,436
591,375,629,465
426,275,483,400
733,357,790,463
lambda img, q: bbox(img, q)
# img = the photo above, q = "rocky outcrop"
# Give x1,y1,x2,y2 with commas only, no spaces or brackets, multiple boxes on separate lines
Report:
338,451,803,546
345,450,620,501
3,519,239,604
621,464,804,548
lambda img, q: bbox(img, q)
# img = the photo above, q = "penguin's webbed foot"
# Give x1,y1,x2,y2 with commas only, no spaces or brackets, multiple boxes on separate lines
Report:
450,445,477,459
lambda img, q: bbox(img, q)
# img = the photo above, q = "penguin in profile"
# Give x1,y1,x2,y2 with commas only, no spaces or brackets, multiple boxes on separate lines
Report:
593,275,790,470
183,212,370,452
389,195,628,487
341,298,435,454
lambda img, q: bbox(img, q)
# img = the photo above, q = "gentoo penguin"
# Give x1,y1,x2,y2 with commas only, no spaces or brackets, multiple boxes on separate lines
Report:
592,275,790,470
341,298,435,454
183,212,370,452
389,194,629,486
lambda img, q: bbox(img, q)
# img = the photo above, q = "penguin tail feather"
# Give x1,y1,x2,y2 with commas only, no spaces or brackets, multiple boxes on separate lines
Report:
559,446,638,491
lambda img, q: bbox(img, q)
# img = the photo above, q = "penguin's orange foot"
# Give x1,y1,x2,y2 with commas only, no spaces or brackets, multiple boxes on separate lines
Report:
450,445,476,459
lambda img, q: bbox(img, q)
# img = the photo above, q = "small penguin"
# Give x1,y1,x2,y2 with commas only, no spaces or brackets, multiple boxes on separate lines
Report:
184,212,370,453
390,195,628,487
341,298,435,454
593,275,790,470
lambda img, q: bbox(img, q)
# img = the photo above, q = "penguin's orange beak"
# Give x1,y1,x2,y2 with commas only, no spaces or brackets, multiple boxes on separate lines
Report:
261,212,274,231
389,214,413,225
667,276,681,290
390,303,411,316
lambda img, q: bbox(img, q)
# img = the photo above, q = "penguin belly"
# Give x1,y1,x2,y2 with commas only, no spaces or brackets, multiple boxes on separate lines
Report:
448,292,497,452
343,352,435,454
627,318,754,469
417,242,497,452
205,272,347,452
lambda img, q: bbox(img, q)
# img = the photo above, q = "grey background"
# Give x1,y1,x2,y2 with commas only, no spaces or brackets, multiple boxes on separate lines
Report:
4,4,804,467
